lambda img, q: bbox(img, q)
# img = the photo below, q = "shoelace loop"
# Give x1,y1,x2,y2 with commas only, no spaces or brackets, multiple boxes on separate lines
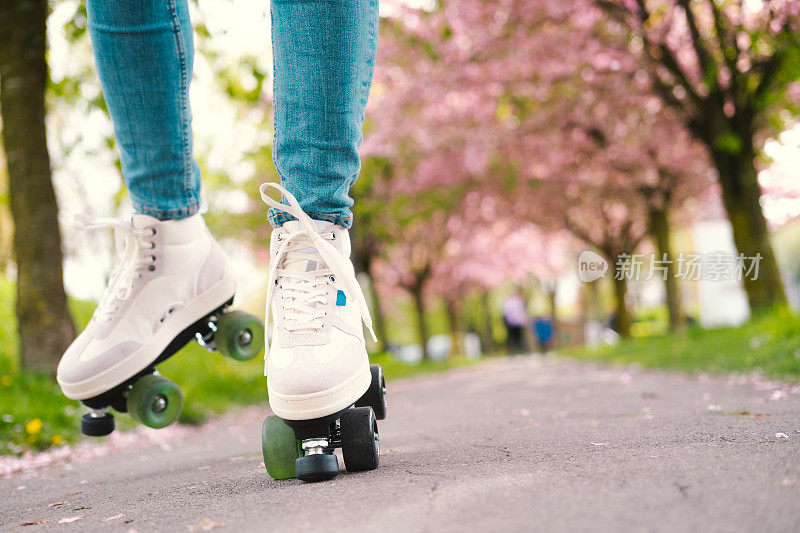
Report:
259,183,377,349
74,214,156,323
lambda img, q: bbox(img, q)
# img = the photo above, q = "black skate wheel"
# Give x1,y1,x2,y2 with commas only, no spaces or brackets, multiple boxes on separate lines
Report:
340,406,379,472
295,453,339,482
81,412,115,437
355,365,386,420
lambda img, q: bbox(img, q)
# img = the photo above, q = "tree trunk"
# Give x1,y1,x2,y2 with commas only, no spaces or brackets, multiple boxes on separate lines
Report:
583,278,601,321
0,0,76,375
648,207,684,332
478,289,497,353
351,244,386,351
366,278,387,352
545,282,557,323
711,146,787,314
444,297,461,358
409,284,430,361
611,275,631,337
359,253,386,352
545,282,557,348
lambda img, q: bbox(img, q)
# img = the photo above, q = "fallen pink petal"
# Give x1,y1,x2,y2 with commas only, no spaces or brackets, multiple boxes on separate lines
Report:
57,516,85,524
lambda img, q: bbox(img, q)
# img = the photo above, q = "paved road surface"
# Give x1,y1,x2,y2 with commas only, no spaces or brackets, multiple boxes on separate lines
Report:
2,356,799,532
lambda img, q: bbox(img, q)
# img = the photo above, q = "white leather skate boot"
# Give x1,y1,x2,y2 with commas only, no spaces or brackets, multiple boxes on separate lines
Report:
57,212,236,401
260,183,376,421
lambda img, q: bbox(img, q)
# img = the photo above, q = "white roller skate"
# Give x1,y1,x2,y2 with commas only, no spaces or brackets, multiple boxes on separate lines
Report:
57,212,264,436
259,183,387,482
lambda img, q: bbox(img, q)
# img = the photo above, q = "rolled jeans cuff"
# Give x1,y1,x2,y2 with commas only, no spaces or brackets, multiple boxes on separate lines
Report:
132,196,199,220
268,208,352,229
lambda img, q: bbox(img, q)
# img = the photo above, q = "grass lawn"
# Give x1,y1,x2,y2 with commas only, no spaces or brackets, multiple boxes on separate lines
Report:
0,278,472,455
562,309,800,381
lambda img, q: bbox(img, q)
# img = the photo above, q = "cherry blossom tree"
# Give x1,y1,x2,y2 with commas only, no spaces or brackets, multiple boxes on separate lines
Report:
594,0,800,312
551,88,715,332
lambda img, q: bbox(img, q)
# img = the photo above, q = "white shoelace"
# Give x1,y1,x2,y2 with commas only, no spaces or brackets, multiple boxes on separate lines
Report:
260,183,377,348
75,214,156,323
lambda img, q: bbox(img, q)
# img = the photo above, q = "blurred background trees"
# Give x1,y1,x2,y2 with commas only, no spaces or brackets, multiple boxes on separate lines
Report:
0,0,798,375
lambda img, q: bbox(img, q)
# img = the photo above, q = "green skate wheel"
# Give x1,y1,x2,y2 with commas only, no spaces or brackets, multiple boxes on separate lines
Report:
215,310,265,361
262,415,301,480
126,374,183,429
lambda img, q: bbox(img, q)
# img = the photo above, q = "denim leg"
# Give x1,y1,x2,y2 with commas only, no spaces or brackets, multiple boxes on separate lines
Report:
268,0,379,229
87,0,200,219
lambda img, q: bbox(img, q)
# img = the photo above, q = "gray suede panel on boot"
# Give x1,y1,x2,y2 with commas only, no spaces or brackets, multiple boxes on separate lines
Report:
57,341,143,384
196,240,228,294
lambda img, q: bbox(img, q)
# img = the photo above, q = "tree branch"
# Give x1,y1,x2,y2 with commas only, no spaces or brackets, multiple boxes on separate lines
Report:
677,0,716,83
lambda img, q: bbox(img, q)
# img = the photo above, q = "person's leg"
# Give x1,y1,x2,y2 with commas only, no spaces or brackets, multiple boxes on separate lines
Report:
87,0,200,219
505,323,517,352
269,0,379,228
511,326,523,353
260,1,382,479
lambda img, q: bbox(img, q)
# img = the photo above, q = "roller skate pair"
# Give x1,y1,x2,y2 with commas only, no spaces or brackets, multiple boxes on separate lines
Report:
57,184,385,482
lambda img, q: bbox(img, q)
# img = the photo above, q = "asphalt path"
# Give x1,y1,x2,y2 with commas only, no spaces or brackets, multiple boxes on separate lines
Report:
2,355,799,532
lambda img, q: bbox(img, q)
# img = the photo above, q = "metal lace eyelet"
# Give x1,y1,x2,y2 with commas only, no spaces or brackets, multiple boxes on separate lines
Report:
150,228,157,236
148,265,155,272
276,233,283,241
274,278,279,285
330,233,336,240
329,275,336,283
149,255,156,262
149,242,156,249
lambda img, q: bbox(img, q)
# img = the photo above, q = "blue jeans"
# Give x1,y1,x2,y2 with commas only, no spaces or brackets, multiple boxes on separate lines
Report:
87,0,379,227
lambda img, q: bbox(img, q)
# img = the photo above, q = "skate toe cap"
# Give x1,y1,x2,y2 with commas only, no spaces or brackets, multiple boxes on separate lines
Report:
267,341,367,397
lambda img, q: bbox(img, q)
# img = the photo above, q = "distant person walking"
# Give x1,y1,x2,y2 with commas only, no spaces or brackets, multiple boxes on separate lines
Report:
533,316,554,353
502,289,529,354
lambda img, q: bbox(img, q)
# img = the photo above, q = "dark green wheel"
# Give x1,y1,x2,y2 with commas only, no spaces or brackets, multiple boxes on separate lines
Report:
262,415,301,480
215,310,265,361
126,374,183,429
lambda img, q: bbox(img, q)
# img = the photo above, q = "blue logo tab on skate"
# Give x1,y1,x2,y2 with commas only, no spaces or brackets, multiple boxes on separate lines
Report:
336,290,346,306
